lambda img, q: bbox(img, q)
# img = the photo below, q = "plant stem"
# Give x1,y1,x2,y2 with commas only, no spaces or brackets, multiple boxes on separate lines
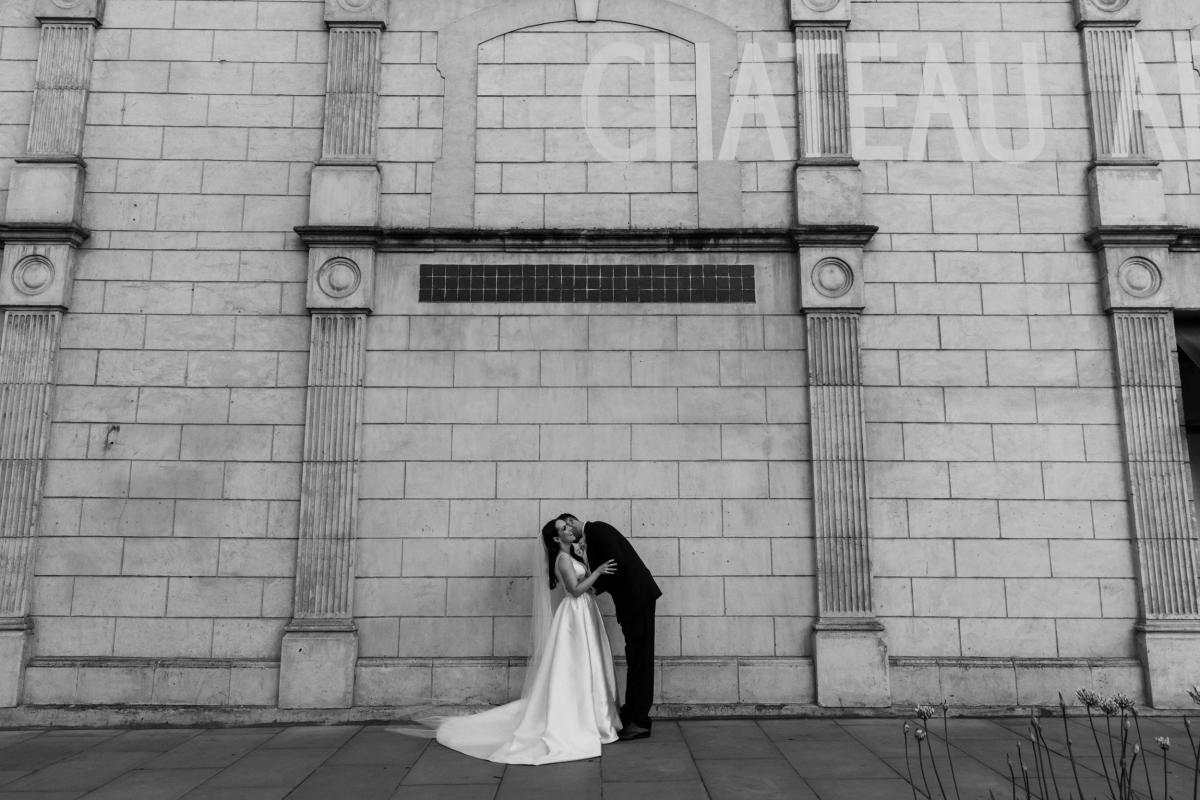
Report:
904,724,920,800
918,737,935,800
1060,694,1086,800
925,732,950,800
1033,714,1062,800
1088,707,1117,799
1164,745,1169,800
1031,725,1050,800
1133,711,1154,800
1186,716,1199,800
943,706,961,800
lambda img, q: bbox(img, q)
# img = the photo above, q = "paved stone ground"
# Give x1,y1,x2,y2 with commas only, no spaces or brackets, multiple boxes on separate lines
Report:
0,716,1194,799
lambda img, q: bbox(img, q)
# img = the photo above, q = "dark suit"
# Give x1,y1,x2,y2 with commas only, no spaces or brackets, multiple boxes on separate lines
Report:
582,520,662,730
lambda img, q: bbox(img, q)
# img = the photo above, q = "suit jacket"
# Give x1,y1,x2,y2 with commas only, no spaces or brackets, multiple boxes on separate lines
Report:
582,521,662,625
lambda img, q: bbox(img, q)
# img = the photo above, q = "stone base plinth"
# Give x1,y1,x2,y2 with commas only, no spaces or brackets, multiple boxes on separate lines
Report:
813,621,890,708
0,630,30,708
279,628,357,709
1138,623,1200,708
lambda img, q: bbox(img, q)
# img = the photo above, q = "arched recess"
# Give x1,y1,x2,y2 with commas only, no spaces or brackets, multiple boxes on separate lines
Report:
430,0,742,229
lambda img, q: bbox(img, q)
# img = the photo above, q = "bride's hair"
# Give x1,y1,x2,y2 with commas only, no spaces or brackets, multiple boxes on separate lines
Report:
540,520,562,590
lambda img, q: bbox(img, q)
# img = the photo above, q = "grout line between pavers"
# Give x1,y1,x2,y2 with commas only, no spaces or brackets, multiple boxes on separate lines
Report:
675,721,715,800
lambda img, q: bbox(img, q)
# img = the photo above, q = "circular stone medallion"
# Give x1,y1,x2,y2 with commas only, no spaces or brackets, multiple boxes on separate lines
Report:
1116,257,1162,299
801,0,842,11
317,257,362,300
1088,0,1130,12
11,255,55,297
812,258,854,299
336,0,373,10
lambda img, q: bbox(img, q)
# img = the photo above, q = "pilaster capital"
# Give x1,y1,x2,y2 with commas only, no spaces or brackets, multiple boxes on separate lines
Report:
35,0,104,24
790,0,851,25
324,0,388,27
307,246,375,312
1074,0,1140,26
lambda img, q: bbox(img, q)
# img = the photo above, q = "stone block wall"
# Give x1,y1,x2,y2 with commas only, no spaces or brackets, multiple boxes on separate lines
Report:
1,0,1198,711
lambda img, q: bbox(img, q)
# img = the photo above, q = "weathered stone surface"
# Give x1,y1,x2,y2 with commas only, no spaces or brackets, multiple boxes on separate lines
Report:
278,631,357,709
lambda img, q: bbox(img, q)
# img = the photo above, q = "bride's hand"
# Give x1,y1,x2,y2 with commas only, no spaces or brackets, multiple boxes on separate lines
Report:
594,559,617,577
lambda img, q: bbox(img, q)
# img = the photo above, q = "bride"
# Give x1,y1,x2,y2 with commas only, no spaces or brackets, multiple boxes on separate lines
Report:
432,522,622,764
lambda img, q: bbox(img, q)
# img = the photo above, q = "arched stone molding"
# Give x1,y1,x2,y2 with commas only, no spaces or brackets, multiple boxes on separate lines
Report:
430,0,742,228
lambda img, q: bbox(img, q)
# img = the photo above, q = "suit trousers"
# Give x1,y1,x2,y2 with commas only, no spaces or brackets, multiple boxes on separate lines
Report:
619,599,656,729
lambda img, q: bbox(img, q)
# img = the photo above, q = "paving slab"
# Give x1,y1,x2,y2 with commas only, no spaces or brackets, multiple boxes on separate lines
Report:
91,729,204,753
199,747,335,789
286,764,410,800
261,725,362,749
400,742,505,785
775,738,902,780
600,740,700,782
806,777,918,799
3,751,158,792
694,757,819,800
78,768,217,800
600,780,709,799
143,731,276,769
180,788,289,800
328,727,429,766
389,786,499,800
498,760,601,800
0,733,40,748
679,720,782,760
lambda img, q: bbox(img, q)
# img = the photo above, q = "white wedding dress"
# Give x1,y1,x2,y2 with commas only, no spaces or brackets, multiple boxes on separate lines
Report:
435,555,621,764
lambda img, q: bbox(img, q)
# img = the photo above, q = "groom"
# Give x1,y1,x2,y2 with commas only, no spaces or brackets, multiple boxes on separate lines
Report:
549,513,661,741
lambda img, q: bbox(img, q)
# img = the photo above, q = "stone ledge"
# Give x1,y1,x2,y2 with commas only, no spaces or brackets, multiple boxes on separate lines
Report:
0,223,90,247
296,226,881,253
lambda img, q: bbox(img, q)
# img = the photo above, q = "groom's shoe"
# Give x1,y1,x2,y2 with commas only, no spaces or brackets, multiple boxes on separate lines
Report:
618,723,651,741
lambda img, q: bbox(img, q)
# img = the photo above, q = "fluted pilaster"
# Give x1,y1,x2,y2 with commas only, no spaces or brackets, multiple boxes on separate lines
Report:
808,312,873,617
1112,311,1200,618
27,23,95,157
795,27,851,160
1083,26,1145,160
293,313,366,621
322,27,382,163
0,311,60,623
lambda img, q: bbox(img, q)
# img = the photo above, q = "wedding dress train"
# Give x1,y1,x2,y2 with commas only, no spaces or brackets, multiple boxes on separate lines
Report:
435,557,621,764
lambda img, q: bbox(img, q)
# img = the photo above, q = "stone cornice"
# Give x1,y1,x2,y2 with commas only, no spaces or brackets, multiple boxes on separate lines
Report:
1172,230,1200,252
1084,225,1187,249
793,224,878,247
0,223,90,247
296,226,880,253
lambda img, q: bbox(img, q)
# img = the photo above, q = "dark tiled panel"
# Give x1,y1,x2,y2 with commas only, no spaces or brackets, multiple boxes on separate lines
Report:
419,264,756,304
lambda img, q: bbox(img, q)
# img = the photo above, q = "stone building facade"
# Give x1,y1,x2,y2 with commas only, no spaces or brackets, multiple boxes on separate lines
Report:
0,0,1199,715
